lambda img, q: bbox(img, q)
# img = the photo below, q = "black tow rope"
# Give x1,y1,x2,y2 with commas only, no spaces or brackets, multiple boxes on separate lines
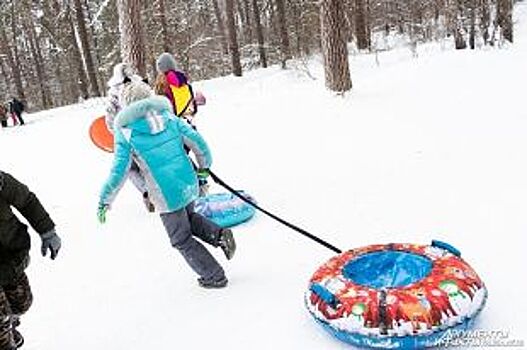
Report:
209,170,343,254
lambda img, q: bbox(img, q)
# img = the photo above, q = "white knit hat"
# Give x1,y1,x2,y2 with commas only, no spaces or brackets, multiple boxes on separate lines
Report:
120,81,154,106
107,63,135,87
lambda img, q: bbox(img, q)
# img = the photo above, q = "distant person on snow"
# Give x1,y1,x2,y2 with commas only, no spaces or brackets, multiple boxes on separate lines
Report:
0,104,7,128
0,171,62,349
105,63,154,212
97,81,236,289
154,52,208,195
8,98,24,126
154,52,207,126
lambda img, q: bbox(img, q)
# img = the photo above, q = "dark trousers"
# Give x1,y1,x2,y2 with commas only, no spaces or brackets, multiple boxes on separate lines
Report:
160,204,225,282
0,120,6,128
0,273,32,350
13,112,24,125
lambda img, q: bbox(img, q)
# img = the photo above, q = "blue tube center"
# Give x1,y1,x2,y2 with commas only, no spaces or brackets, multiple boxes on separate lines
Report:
342,251,432,289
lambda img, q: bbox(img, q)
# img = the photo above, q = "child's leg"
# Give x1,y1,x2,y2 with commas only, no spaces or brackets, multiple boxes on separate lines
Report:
160,209,225,282
2,273,32,319
186,204,222,247
186,204,236,260
128,160,155,212
9,113,17,126
0,287,15,350
1,273,31,348
128,160,147,195
15,113,24,125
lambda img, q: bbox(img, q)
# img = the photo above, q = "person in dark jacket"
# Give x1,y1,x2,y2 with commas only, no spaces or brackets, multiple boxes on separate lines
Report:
0,171,61,349
8,99,24,126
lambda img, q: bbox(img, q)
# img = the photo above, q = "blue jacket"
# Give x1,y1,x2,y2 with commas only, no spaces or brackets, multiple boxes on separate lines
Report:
99,96,212,213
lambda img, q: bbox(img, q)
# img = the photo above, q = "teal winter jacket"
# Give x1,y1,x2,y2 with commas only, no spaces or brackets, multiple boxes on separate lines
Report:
99,96,212,213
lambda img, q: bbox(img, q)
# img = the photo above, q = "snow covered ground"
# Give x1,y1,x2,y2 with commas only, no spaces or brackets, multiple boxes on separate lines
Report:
1,4,527,349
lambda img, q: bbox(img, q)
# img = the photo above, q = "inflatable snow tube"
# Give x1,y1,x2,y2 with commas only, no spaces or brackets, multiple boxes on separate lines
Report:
305,241,487,349
194,191,256,228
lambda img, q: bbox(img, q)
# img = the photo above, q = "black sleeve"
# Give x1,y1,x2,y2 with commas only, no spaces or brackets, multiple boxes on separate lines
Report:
0,171,55,235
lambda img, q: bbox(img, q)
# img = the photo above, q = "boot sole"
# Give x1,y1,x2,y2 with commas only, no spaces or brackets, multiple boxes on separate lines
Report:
221,231,236,260
198,278,228,289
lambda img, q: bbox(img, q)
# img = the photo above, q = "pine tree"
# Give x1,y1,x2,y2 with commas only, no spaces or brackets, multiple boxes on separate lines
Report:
252,0,267,68
320,0,352,92
224,0,243,76
275,0,291,67
117,0,147,76
73,0,101,96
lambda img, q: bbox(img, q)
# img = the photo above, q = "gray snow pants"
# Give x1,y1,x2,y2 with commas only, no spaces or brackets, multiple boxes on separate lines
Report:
160,204,225,282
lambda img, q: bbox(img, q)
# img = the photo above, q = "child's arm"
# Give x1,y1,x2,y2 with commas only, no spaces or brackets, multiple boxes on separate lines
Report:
105,92,121,134
0,171,55,235
99,130,133,207
176,118,212,170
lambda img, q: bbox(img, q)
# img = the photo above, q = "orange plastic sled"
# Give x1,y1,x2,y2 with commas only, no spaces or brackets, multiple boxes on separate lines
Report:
89,116,114,153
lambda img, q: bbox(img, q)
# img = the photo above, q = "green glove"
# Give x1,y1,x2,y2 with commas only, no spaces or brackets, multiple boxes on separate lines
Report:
97,204,109,224
197,168,210,180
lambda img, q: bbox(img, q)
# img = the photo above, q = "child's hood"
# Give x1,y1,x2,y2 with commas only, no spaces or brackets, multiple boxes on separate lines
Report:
115,96,173,135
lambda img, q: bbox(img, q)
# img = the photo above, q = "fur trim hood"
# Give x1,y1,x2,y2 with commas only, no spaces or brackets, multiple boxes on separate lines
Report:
115,96,173,135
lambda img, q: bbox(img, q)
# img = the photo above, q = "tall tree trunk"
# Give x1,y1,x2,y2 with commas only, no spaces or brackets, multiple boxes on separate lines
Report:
52,57,64,106
22,10,52,109
156,0,171,52
65,50,81,103
143,0,158,81
320,0,352,92
365,0,372,48
480,0,490,45
354,0,369,50
224,0,243,76
73,0,101,96
251,0,267,67
83,0,104,90
345,0,355,42
212,0,229,54
453,0,467,49
66,5,89,99
275,0,291,67
117,0,147,76
0,26,25,100
240,0,253,43
454,29,467,49
497,0,513,43
290,0,302,56
0,57,10,99
469,0,476,49
43,0,68,105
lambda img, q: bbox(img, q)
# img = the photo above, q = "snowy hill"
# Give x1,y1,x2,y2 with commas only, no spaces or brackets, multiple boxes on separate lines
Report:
1,3,527,349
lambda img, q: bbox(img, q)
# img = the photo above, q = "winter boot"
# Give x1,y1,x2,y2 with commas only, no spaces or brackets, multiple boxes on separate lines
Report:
10,316,23,349
218,228,236,260
12,329,23,348
198,275,228,289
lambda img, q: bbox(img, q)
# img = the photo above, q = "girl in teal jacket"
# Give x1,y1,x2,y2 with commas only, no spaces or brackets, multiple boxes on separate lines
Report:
98,82,235,288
